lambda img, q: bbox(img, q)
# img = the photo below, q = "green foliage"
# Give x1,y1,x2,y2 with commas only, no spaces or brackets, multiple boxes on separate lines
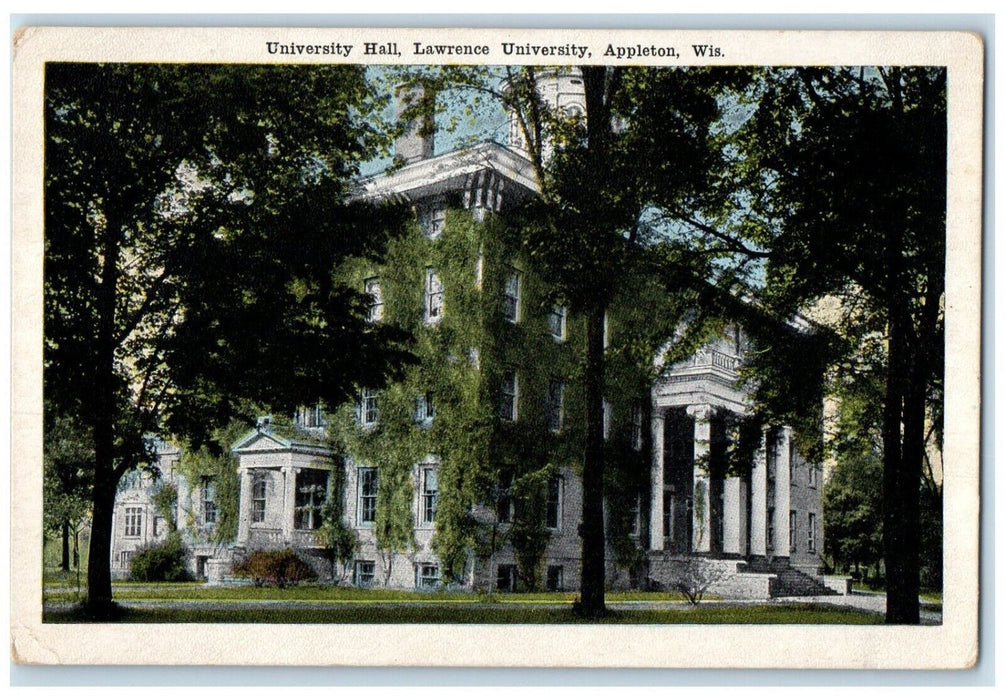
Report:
175,420,247,545
129,533,193,583
151,482,178,534
824,452,883,574
314,459,358,582
233,549,318,588
42,405,93,544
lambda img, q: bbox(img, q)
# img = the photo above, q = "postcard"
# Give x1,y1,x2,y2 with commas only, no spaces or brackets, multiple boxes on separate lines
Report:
11,26,983,668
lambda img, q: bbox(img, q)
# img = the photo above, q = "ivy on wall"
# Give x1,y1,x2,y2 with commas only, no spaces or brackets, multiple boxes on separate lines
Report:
323,202,714,589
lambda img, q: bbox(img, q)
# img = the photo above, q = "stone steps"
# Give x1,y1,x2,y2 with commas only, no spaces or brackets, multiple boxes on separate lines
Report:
768,568,838,597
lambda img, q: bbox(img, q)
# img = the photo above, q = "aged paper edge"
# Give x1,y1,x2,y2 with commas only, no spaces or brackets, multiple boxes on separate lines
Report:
10,26,984,669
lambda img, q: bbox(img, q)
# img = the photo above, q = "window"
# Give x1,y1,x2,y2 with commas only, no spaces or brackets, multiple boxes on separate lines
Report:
497,564,517,593
549,304,567,341
420,466,438,525
424,267,444,323
475,248,484,288
295,469,328,530
416,563,439,589
359,388,378,428
202,477,217,526
808,513,817,552
153,516,163,538
364,277,383,322
766,507,775,550
358,467,378,525
546,565,564,592
252,474,267,523
354,560,375,587
631,403,643,451
789,510,797,552
124,507,142,538
503,270,521,323
808,463,817,488
499,371,518,421
295,403,325,429
789,441,797,484
602,399,612,441
497,474,513,524
119,550,133,570
419,204,445,239
546,476,562,529
546,380,564,433
414,392,435,426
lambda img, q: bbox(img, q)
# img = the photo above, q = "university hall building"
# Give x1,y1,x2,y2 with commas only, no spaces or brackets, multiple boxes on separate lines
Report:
110,69,833,598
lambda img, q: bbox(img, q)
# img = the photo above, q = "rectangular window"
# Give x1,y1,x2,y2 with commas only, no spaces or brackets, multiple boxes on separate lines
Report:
360,388,378,428
789,441,797,485
295,469,329,530
252,473,267,523
153,516,163,538
497,474,513,524
549,304,567,341
602,399,612,441
124,507,142,538
766,507,775,550
497,564,517,593
354,560,375,588
364,277,383,322
808,463,817,488
420,204,446,240
546,476,562,530
358,467,378,525
119,550,133,570
789,510,797,552
414,392,435,426
424,267,444,323
499,371,518,421
296,403,326,429
416,563,439,590
546,565,564,592
420,466,438,525
202,477,218,526
631,403,643,451
546,380,564,433
808,513,817,552
503,270,521,323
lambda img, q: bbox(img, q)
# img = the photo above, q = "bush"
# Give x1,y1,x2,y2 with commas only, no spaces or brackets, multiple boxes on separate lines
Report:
130,533,193,582
233,549,317,588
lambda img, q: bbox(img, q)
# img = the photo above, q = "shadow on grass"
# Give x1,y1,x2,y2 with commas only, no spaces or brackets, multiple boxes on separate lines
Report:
44,603,883,625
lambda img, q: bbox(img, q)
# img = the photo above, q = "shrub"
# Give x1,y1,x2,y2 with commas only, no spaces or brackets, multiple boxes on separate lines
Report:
130,533,193,582
233,549,317,588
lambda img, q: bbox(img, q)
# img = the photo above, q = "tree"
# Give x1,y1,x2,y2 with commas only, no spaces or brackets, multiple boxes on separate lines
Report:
42,404,92,573
44,63,412,614
730,67,946,623
391,66,751,615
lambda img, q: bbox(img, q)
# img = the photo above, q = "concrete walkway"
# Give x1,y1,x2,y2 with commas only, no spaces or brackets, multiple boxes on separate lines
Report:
773,592,942,625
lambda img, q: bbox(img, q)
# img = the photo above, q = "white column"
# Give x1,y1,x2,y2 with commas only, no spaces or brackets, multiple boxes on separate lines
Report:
723,476,745,555
650,409,666,551
237,468,253,546
281,466,297,543
749,434,768,557
774,427,792,558
688,404,712,553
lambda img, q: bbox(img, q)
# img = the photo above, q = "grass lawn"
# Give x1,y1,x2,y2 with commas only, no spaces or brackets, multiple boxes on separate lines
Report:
43,602,882,625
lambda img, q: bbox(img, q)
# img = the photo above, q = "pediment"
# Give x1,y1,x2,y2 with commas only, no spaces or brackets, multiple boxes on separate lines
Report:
232,430,292,453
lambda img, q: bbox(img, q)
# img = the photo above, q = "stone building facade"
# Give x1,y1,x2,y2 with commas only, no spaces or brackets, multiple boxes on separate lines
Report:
110,68,827,597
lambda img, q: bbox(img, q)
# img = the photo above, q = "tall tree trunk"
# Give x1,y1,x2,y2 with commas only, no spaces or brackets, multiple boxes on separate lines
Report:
60,520,70,572
86,469,117,612
882,303,920,624
577,304,607,616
